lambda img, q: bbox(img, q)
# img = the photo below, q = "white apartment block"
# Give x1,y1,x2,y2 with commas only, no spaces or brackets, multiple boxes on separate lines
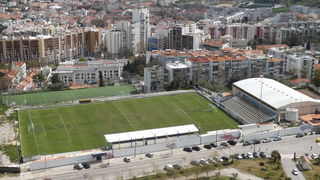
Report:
132,8,150,53
106,30,125,55
52,59,128,86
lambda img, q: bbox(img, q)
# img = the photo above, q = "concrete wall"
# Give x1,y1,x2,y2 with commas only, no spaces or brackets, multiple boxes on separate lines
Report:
240,123,275,135
29,154,96,171
243,124,312,141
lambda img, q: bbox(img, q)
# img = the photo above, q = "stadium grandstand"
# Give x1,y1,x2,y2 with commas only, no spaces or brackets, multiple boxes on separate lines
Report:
104,124,199,149
220,78,320,124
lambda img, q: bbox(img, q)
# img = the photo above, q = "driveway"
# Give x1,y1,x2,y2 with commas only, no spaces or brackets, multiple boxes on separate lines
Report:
281,156,306,180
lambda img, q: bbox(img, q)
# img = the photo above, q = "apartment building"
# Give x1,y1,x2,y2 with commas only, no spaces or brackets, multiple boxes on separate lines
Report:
144,65,168,92
0,30,102,63
144,49,285,91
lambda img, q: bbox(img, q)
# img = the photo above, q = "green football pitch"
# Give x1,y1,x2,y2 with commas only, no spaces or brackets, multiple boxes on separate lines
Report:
3,85,136,106
19,93,239,157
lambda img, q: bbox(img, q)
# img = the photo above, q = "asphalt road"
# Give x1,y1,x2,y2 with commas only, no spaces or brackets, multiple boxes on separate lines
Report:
5,134,320,180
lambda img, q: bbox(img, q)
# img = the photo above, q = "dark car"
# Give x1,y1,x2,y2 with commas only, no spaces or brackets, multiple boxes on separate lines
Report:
227,139,237,145
183,147,193,152
253,152,259,158
73,164,83,170
315,131,320,135
252,140,261,144
210,143,217,148
241,153,248,159
221,156,229,161
243,141,252,146
220,142,229,147
81,162,90,169
146,153,154,158
296,133,304,138
173,164,182,170
192,146,201,151
259,152,266,158
203,144,212,149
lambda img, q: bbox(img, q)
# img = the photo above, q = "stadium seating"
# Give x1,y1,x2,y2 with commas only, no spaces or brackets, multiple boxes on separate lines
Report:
220,93,276,124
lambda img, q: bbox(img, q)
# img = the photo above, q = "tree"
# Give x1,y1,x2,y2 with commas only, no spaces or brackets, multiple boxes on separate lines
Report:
312,69,320,87
48,74,63,91
32,73,45,88
0,74,11,91
271,150,281,163
99,71,105,87
51,74,61,84
306,41,311,50
79,57,87,62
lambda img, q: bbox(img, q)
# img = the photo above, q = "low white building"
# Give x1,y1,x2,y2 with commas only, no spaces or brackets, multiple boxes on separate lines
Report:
52,59,128,86
166,62,191,83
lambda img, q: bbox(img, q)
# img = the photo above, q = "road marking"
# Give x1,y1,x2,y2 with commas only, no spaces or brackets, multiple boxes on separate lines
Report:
57,112,72,142
28,111,40,155
189,94,236,128
113,103,136,131
172,102,197,125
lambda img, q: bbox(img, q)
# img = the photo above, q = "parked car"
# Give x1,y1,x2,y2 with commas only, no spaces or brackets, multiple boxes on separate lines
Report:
123,157,131,162
81,162,90,169
292,168,299,175
311,153,318,159
315,131,320,135
241,153,248,159
173,164,182,170
234,153,242,159
247,152,254,158
210,143,217,148
146,153,154,158
220,142,229,147
183,147,193,152
253,152,259,158
192,145,201,151
221,156,229,161
259,152,266,158
199,159,209,165
73,164,83,170
164,164,174,171
227,139,237,145
296,133,304,138
243,141,252,146
203,144,212,149
252,140,261,144
208,157,216,163
273,136,282,141
262,138,271,143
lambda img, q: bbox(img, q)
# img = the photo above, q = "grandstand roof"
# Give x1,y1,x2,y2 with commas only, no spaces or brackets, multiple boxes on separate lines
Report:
233,78,320,109
104,124,199,143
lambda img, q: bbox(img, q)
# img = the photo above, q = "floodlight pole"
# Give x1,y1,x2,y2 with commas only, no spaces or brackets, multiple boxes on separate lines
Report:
134,142,137,158
259,75,264,126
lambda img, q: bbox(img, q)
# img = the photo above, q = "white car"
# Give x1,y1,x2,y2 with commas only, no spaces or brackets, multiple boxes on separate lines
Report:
262,138,271,143
164,164,174,171
311,153,318,159
292,168,299,175
208,157,216,163
199,159,209,165
247,152,254,158
123,157,131,162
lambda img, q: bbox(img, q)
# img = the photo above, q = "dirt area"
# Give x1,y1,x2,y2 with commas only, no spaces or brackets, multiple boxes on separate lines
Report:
0,120,17,165
297,89,320,99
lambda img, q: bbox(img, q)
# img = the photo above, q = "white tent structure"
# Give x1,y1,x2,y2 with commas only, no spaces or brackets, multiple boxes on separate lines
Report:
104,124,199,148
233,78,320,115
